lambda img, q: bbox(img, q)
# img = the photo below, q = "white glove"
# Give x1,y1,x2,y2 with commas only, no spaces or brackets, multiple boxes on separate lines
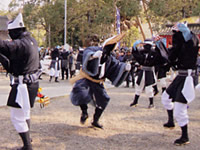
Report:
93,51,103,58
125,63,131,71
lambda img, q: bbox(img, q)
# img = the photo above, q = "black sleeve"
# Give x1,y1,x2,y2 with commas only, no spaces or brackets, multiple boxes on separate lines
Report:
0,39,26,61
132,47,144,65
168,32,184,63
121,55,126,62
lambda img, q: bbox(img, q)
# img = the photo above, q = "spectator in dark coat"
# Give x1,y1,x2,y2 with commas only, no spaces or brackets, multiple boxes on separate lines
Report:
60,49,70,80
49,47,60,82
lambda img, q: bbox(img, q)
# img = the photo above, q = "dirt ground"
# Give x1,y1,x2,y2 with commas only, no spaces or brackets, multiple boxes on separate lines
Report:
0,86,200,150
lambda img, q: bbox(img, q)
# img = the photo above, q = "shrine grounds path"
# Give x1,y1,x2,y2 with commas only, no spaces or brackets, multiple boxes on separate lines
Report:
0,74,200,150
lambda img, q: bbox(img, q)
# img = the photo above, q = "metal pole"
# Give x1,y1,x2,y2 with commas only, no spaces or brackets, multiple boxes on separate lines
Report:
49,24,51,48
64,0,67,46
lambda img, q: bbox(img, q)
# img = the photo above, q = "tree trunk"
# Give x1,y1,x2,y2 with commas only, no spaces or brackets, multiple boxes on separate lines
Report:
142,0,153,36
136,16,146,40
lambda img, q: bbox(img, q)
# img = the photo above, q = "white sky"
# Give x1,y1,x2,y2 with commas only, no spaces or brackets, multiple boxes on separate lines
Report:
0,0,12,11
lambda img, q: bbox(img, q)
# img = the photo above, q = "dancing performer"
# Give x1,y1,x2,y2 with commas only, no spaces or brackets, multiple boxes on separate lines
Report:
70,33,131,129
130,39,165,108
161,22,199,145
153,37,170,94
0,13,40,150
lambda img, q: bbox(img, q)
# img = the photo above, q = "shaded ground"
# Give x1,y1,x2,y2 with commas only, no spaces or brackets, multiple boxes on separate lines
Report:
0,87,200,150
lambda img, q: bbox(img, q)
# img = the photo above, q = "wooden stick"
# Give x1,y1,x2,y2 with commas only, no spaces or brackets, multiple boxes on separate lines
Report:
136,16,146,40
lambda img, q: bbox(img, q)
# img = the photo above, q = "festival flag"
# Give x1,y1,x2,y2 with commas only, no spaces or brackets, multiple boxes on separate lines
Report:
116,7,121,48
116,7,120,34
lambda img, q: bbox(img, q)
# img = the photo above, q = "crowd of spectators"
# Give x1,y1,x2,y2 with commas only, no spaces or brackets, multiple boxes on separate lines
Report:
37,45,139,87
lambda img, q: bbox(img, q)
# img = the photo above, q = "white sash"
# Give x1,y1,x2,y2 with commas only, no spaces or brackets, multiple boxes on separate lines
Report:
181,69,195,103
99,63,106,78
15,76,30,114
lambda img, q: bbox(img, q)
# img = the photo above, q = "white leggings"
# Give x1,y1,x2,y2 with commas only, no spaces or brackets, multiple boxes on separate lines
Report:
10,107,30,133
160,77,167,88
135,73,154,97
49,68,60,77
162,91,189,127
135,84,154,97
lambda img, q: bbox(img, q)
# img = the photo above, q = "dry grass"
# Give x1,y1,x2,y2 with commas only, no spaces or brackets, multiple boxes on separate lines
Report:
0,87,200,150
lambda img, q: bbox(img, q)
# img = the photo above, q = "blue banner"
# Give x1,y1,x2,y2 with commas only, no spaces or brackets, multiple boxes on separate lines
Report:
116,7,121,48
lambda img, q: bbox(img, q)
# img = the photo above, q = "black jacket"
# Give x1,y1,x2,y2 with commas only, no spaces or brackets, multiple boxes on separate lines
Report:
0,32,39,76
132,46,161,67
0,31,39,108
168,31,199,70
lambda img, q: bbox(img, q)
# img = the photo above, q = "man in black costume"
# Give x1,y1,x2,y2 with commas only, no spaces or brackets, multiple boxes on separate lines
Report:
161,22,199,146
0,13,40,150
130,39,165,108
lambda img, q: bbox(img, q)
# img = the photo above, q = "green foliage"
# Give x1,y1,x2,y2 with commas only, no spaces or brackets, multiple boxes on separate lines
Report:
148,0,199,22
146,0,200,34
67,0,116,46
116,0,141,20
31,28,46,46
115,0,142,44
123,26,139,47
23,2,40,30
8,0,20,12
192,1,200,16
6,0,142,48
